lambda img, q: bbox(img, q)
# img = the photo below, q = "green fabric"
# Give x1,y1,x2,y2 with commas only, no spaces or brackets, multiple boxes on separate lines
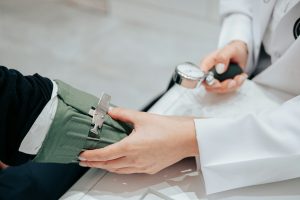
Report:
33,80,132,164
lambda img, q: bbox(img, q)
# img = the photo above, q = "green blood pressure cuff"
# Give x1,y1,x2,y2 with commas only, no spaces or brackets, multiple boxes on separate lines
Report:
33,80,132,164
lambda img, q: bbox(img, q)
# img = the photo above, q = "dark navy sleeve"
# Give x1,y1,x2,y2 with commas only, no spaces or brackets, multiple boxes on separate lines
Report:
0,66,53,165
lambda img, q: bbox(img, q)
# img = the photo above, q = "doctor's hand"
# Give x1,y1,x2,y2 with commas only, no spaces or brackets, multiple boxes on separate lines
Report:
201,40,249,94
79,107,199,174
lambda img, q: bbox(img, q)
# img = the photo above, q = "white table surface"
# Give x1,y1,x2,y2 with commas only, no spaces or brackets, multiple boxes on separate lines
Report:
61,158,300,200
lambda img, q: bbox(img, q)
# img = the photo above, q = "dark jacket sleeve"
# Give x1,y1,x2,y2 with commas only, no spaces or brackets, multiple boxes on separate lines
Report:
0,66,53,165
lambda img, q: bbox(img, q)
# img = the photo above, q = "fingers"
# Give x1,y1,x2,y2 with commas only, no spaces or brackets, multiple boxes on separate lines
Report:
79,139,128,162
79,159,157,175
200,51,218,72
78,156,150,174
201,46,233,73
205,73,248,93
211,51,231,74
201,40,248,94
79,157,130,169
235,73,248,86
201,41,247,75
206,79,236,93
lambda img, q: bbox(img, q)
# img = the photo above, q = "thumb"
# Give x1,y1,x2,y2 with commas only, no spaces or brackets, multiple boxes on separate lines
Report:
108,107,137,124
201,49,230,74
214,49,233,75
214,41,248,74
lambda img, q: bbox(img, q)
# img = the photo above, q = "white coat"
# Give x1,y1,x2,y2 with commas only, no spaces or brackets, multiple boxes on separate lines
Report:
198,0,300,194
149,0,300,194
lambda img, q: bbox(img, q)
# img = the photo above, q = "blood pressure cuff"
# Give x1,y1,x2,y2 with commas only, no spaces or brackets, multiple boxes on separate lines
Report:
33,80,132,164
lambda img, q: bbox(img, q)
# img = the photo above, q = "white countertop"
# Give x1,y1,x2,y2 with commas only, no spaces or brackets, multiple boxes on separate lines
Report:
61,158,300,200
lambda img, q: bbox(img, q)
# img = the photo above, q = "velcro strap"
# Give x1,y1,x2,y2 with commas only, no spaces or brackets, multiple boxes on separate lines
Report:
55,80,98,114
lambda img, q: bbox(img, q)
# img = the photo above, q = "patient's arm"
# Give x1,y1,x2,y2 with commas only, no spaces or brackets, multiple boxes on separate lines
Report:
0,66,132,165
0,66,52,166
33,80,133,164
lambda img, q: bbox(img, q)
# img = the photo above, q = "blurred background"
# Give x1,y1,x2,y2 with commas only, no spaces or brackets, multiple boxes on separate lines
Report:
0,0,219,109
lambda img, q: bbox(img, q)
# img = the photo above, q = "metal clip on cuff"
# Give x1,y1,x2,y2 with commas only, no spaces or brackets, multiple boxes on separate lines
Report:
88,93,111,135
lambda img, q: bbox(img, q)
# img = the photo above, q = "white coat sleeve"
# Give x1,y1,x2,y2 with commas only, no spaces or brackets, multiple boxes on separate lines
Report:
218,0,255,74
194,95,300,194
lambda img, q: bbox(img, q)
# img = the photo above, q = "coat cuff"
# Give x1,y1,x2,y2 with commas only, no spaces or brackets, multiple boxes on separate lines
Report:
194,117,242,194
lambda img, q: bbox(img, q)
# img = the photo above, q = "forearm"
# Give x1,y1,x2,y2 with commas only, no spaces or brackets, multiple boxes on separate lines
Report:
0,66,133,165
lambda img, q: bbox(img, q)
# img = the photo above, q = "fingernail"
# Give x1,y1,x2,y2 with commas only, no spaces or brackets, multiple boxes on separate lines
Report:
216,63,225,74
79,162,88,167
227,80,236,89
78,156,86,161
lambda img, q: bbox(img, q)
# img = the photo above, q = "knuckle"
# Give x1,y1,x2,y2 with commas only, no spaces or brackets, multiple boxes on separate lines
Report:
217,88,229,94
97,154,108,161
87,150,104,161
219,83,228,89
232,44,240,53
103,161,109,166
122,143,131,152
95,154,103,161
215,50,228,61
205,87,217,93
140,166,148,172
217,54,227,62
206,87,220,93
131,157,139,165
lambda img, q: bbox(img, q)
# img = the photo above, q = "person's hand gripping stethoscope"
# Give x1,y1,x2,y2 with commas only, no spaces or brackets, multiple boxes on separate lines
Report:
176,40,248,92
